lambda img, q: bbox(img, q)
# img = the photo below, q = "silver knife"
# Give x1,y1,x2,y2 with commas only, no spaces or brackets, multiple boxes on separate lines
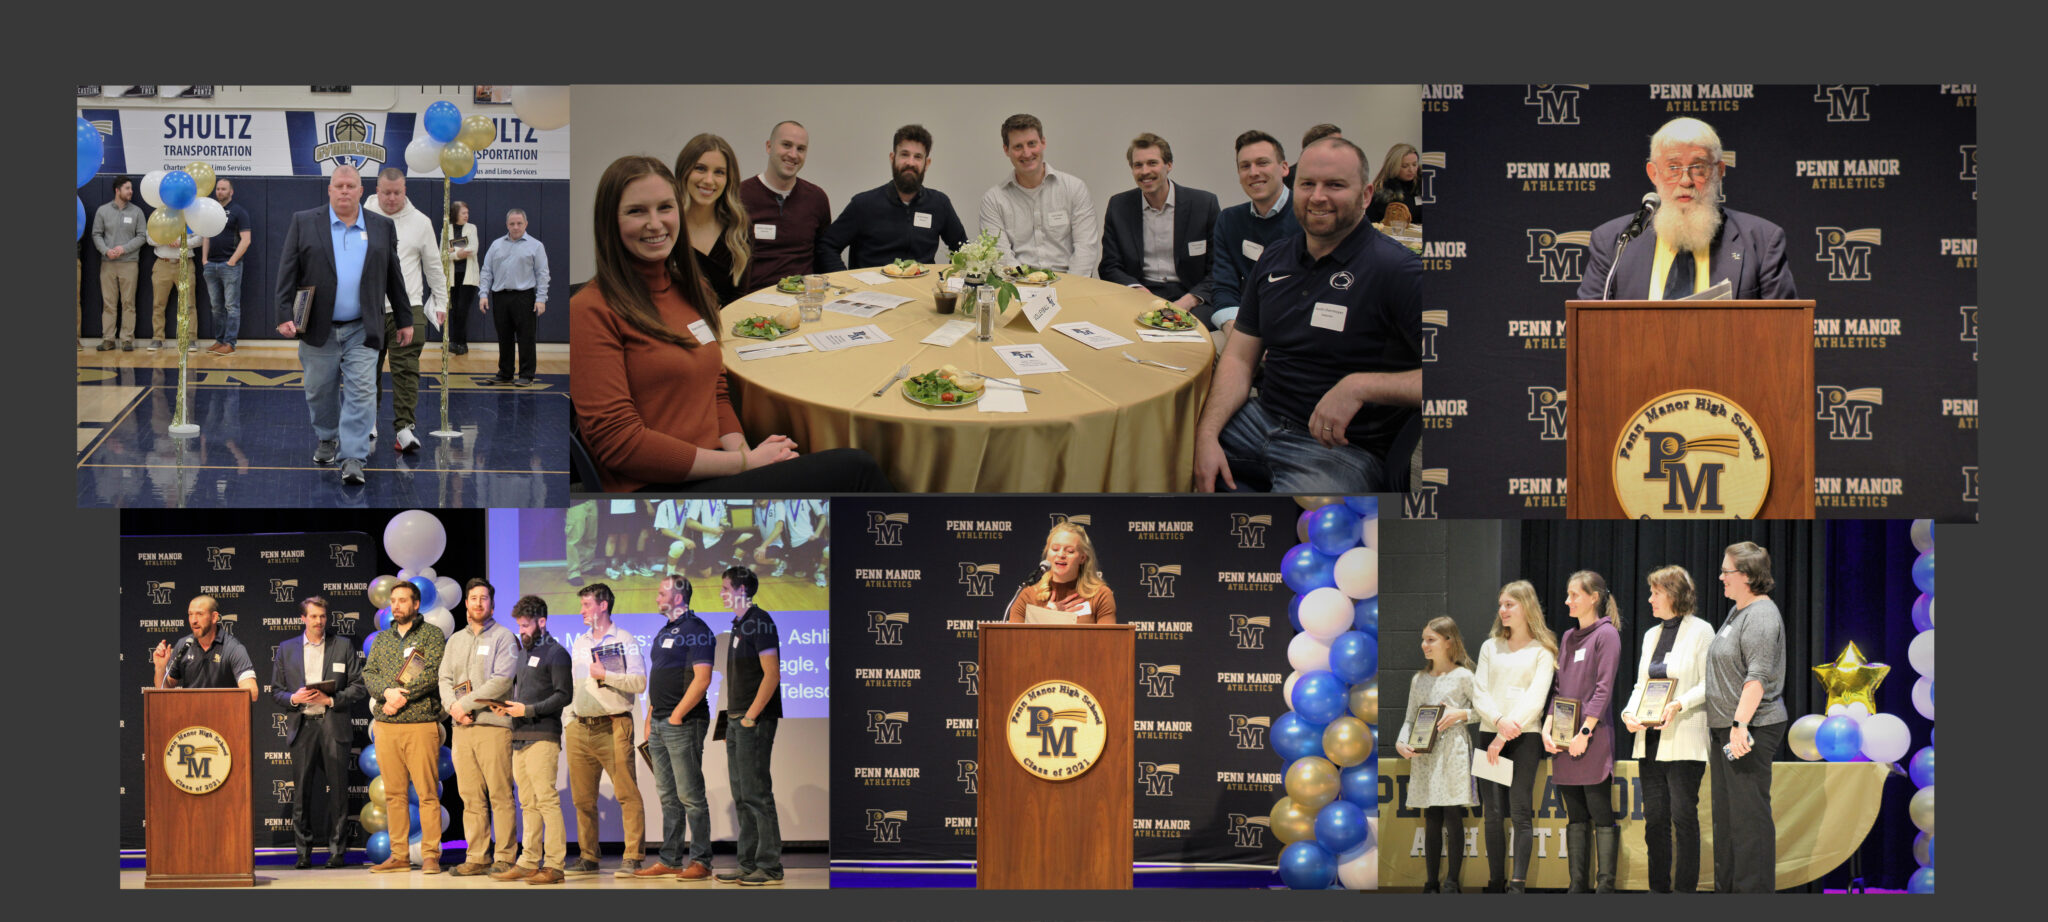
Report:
965,371,1042,394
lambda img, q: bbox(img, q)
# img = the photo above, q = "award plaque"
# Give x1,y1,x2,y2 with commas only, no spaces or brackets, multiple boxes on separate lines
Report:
1636,679,1676,726
453,679,472,698
593,643,628,674
1409,705,1443,754
1549,697,1581,746
472,697,508,709
396,650,428,685
291,286,315,334
306,680,339,697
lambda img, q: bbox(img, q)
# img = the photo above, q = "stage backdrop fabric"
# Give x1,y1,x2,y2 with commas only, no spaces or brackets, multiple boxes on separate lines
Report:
831,495,1299,867
1416,84,1976,521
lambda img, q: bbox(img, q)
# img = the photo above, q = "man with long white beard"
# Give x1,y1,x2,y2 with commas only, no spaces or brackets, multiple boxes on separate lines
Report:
1578,117,1797,301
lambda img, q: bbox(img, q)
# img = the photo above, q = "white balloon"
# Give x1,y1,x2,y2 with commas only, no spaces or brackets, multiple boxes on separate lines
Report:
1826,703,1846,716
1363,516,1378,550
434,577,463,614
1909,629,1934,678
1333,546,1378,600
1859,713,1912,763
1910,518,1934,553
1282,671,1302,711
422,607,456,637
397,567,416,582
385,509,448,571
1913,676,1935,720
1926,596,1936,627
1288,631,1333,673
140,169,168,208
182,196,227,237
404,135,444,175
1300,587,1355,640
421,567,436,581
1843,702,1871,724
1336,843,1376,890
511,86,571,131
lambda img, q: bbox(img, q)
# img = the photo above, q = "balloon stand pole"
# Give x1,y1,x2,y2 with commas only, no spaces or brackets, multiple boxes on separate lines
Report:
432,177,461,438
168,243,199,437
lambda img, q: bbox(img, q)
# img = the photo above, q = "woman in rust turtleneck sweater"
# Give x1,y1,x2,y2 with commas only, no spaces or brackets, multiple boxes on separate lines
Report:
571,156,889,493
1006,522,1118,624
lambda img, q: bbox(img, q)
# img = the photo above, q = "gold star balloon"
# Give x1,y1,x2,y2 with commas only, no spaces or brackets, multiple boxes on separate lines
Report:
1813,641,1891,713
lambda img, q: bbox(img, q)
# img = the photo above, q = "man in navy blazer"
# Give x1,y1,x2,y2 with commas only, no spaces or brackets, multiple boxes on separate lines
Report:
1098,133,1221,324
275,165,415,485
271,595,367,868
1578,117,1798,302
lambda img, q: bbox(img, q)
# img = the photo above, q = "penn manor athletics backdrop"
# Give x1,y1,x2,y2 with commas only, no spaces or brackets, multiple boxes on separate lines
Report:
831,495,1301,867
1415,84,1976,522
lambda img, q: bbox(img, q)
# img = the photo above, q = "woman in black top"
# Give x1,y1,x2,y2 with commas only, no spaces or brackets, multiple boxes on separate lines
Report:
1368,142,1423,225
675,133,751,307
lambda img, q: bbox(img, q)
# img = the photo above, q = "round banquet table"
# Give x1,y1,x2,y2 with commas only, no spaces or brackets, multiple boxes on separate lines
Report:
717,265,1216,492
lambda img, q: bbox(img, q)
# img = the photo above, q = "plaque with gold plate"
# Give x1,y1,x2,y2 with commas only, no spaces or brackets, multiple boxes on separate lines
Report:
1408,704,1443,754
395,649,428,685
1549,697,1581,747
1634,679,1676,727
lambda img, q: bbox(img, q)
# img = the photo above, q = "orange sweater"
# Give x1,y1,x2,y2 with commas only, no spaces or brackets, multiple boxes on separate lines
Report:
1006,580,1118,624
570,260,739,493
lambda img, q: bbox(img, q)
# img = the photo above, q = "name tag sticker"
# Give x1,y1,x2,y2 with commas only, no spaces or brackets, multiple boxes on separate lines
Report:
1310,302,1347,332
403,646,415,658
528,655,540,668
1188,239,1207,256
913,212,933,229
1574,649,1587,663
477,646,489,655
1241,240,1264,261
333,662,346,672
754,223,776,241
662,638,675,648
123,216,135,224
687,319,716,344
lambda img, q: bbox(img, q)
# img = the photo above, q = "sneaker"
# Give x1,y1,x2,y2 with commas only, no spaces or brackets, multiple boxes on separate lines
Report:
450,344,469,356
313,439,340,464
97,340,115,351
369,856,409,873
516,376,535,387
340,458,367,485
394,427,421,452
487,861,514,875
149,339,162,351
815,569,829,588
187,340,201,351
715,869,746,885
369,427,378,443
566,857,601,875
605,566,623,580
676,861,713,882
490,864,536,882
771,559,788,577
481,377,512,387
526,867,565,885
738,871,783,887
614,858,647,878
630,861,676,878
450,862,490,877
209,342,235,356
122,340,135,351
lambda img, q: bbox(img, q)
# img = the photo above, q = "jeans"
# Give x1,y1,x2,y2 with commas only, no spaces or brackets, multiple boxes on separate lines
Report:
647,717,712,868
1218,397,1386,493
725,716,782,877
202,262,241,345
299,320,378,461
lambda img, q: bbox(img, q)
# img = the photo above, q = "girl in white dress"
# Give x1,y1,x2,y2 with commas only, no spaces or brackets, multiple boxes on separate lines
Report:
1397,615,1477,892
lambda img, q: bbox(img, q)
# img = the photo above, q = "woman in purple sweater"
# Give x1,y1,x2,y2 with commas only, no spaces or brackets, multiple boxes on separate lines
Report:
1542,569,1622,892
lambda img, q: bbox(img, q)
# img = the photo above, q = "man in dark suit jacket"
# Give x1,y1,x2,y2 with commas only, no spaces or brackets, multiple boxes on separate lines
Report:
1577,117,1798,302
1099,133,1222,325
275,165,414,485
271,595,367,868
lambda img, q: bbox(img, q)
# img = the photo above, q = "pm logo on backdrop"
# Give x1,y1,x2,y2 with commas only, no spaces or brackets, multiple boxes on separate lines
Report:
207,546,237,570
957,760,978,794
1139,663,1181,698
1813,85,1874,123
330,544,358,568
1525,84,1587,125
1527,230,1591,284
271,579,299,604
1139,762,1180,797
1226,614,1269,651
957,661,979,696
1138,564,1181,598
1227,813,1270,849
867,611,908,645
865,809,906,844
1227,514,1270,549
1528,386,1568,440
1815,227,1883,281
866,511,908,546
148,581,178,605
1227,714,1270,750
957,563,999,597
867,710,907,745
1817,386,1883,440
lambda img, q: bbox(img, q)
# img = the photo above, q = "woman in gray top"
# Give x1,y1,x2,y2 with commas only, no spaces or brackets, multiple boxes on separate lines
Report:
1707,540,1789,893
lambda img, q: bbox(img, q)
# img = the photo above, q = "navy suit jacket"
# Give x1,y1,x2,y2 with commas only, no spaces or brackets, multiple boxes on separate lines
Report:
271,633,367,745
1577,207,1798,302
1098,183,1220,304
274,205,414,349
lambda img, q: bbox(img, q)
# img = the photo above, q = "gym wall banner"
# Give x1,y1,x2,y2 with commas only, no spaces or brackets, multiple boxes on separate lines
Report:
80,107,570,180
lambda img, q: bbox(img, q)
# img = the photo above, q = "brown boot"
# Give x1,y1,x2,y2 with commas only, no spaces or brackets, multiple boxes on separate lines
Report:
450,862,489,876
421,857,443,874
490,864,536,881
676,861,713,882
527,867,566,885
369,856,410,873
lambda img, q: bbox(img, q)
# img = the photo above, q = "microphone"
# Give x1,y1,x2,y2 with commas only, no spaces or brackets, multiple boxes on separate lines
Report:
1021,559,1053,587
1622,192,1660,242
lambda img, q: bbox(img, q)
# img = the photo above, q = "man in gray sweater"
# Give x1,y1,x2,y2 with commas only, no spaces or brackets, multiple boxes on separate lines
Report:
439,577,521,876
90,176,146,351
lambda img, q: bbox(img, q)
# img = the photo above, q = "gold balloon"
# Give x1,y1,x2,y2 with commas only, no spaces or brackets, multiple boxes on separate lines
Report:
1909,786,1934,834
1351,680,1378,725
1324,716,1370,767
439,141,475,179
368,575,400,608
1813,641,1891,714
1295,494,1346,511
1285,755,1339,809
459,114,496,151
184,161,216,198
147,208,185,245
1787,713,1826,761
1269,796,1317,844
358,801,388,835
366,775,387,804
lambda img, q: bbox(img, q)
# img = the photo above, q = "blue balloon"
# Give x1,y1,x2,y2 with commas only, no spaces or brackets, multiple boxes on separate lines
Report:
409,576,437,611
1910,746,1935,788
1927,835,1934,867
1339,761,1376,808
438,746,456,780
406,779,439,805
1313,800,1368,854
423,101,462,143
77,196,85,240
1307,505,1363,556
1816,715,1864,762
365,830,392,864
1281,543,1338,594
1910,593,1933,632
362,633,377,655
376,606,392,632
1273,711,1328,763
77,117,104,188
1352,597,1378,636
1278,840,1337,890
450,157,476,184
1911,551,1934,595
1292,671,1349,724
407,803,422,841
1287,594,1305,633
1328,631,1376,684
359,743,380,777
1908,866,1935,894
160,170,196,211
1344,495,1376,518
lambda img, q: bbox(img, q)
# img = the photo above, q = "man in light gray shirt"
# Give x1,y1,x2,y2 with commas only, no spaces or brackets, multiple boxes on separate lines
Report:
478,210,550,386
440,577,521,876
979,114,1099,276
91,175,147,351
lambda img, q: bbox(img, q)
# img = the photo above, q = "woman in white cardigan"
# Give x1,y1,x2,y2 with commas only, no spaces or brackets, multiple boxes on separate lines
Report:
1471,580,1558,893
1621,565,1713,893
446,201,479,355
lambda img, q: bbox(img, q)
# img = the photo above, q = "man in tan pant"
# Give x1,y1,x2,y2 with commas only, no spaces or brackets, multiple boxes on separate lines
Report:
90,176,145,351
564,583,648,875
440,578,520,876
491,596,574,884
146,229,195,351
362,582,449,873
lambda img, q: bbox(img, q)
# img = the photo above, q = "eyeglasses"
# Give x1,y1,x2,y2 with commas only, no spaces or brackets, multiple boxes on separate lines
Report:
1719,567,1738,574
1659,162,1717,181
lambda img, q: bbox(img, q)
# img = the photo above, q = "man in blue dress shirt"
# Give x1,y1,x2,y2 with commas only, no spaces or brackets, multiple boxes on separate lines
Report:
479,210,551,386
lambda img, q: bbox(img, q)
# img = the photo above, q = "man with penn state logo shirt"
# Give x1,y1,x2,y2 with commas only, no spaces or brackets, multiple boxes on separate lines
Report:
631,573,717,882
1192,137,1421,494
271,595,366,868
152,593,258,701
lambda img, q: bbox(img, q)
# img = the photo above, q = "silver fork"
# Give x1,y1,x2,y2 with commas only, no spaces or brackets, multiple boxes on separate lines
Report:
873,363,911,397
1121,350,1187,372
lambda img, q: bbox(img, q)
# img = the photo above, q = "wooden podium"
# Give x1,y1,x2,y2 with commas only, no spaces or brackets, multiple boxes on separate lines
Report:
1565,300,1815,519
143,688,253,887
976,623,1134,889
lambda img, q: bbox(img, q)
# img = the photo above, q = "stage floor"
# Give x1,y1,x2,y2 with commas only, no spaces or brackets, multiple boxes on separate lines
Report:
120,852,828,889
77,343,567,507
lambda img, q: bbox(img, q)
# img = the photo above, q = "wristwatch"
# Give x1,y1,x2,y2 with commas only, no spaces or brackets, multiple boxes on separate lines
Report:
741,716,757,728
1732,720,1746,731
1579,726,1594,736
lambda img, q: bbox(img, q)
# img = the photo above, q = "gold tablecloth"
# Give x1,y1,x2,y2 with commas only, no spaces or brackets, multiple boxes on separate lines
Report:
718,267,1216,492
1378,758,1893,890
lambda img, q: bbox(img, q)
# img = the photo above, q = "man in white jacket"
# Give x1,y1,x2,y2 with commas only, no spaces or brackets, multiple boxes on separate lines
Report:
370,167,450,452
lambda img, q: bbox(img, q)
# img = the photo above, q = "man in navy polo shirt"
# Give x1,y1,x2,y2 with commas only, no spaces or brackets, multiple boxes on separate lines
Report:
1193,137,1421,493
632,573,717,882
717,566,784,886
816,124,968,272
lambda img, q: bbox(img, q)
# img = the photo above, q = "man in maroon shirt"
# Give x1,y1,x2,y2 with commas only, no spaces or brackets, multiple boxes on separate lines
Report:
739,120,833,292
